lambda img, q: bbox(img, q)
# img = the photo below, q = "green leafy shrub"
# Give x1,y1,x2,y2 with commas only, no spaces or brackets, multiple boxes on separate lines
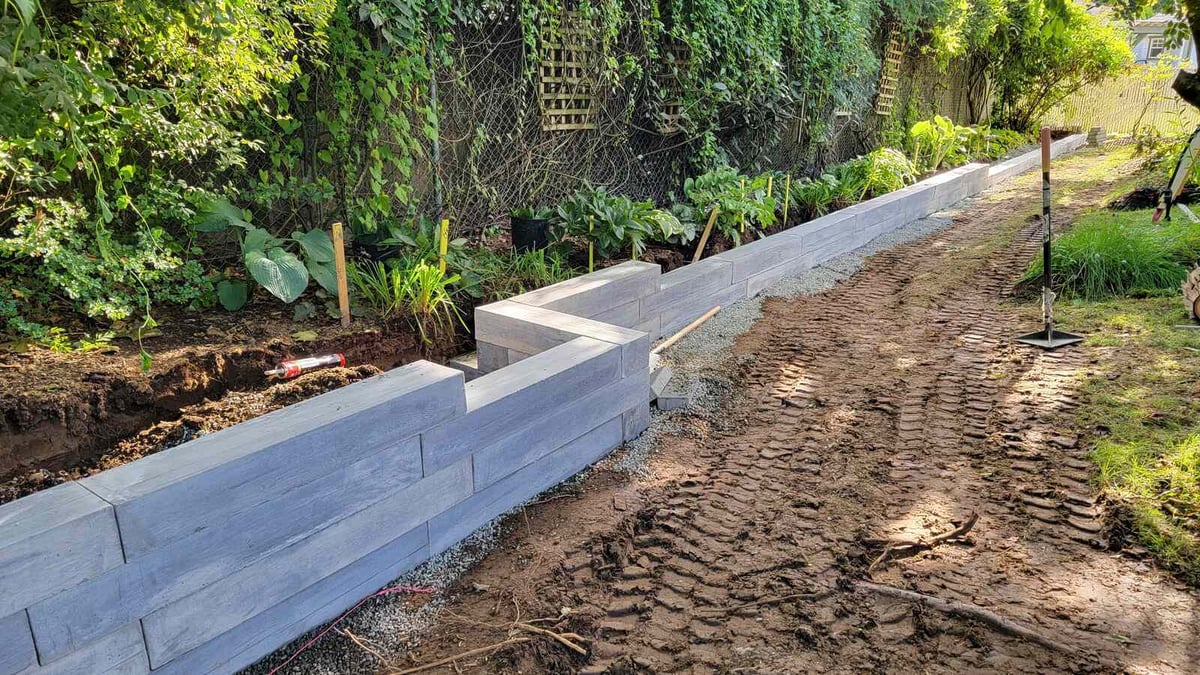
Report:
684,168,776,245
1134,125,1200,187
0,0,336,334
553,185,689,258
979,127,1030,159
553,186,653,259
835,149,918,201
910,116,962,173
788,175,841,219
348,259,462,343
1019,209,1200,300
196,198,337,307
1,197,210,325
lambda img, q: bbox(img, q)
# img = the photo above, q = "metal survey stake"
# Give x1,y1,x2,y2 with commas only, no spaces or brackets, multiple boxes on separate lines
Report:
1015,129,1083,350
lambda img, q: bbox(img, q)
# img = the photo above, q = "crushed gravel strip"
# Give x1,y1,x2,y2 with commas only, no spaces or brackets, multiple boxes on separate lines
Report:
241,205,963,675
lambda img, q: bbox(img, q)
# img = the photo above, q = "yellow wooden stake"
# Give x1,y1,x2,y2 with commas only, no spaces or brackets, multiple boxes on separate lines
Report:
738,177,747,239
332,222,351,328
588,216,594,272
692,206,720,263
783,173,792,225
438,218,450,275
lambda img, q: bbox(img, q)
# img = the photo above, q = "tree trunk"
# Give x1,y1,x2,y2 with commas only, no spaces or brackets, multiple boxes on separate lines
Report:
1173,1,1200,108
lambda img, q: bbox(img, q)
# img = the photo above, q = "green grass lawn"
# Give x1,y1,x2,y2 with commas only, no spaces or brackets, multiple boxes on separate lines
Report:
1058,297,1200,584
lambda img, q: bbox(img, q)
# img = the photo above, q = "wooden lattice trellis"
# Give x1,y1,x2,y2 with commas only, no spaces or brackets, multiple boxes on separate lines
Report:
539,11,597,131
874,32,904,116
652,41,689,135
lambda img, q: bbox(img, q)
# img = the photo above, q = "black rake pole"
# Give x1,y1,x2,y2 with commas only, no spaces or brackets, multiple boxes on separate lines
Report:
1015,128,1084,350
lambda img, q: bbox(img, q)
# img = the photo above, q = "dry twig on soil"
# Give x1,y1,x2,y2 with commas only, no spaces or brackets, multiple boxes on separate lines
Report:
386,638,532,674
867,512,979,573
513,622,589,655
854,581,1074,654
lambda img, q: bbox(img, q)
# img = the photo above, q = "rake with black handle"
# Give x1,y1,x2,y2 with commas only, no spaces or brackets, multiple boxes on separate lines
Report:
1015,128,1084,350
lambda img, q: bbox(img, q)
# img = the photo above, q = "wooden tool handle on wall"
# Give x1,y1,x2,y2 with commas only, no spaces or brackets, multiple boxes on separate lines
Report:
1040,128,1050,172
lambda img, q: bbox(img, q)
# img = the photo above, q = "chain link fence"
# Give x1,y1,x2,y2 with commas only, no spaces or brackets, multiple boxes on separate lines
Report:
241,10,977,241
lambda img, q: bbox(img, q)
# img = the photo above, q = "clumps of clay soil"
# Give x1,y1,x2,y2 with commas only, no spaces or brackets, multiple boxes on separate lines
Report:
1108,185,1200,211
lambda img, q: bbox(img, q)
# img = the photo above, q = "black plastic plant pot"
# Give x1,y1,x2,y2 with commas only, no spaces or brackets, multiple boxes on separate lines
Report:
511,216,550,252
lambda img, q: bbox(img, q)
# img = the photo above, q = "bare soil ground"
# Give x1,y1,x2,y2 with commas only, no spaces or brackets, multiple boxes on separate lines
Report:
261,148,1200,675
0,307,461,503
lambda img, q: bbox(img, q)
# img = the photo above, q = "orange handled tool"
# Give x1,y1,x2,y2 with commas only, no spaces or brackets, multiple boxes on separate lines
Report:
265,353,345,380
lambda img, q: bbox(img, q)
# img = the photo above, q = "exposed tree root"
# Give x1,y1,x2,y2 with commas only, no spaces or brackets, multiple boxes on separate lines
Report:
854,581,1074,655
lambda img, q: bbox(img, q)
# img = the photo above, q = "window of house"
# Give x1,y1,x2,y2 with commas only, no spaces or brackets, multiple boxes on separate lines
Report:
1147,36,1166,60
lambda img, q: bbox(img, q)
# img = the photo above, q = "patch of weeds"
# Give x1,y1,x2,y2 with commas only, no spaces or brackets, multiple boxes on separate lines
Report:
1058,297,1200,585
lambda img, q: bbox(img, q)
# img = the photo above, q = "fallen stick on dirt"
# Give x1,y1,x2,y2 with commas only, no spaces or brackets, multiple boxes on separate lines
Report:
513,623,589,655
867,512,979,573
387,637,532,674
854,581,1073,654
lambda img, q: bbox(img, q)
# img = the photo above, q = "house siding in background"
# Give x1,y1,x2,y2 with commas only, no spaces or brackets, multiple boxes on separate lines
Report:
1130,14,1196,64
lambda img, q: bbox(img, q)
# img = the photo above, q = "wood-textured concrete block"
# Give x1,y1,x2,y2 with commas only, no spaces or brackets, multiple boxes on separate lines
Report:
0,611,35,675
642,260,733,318
29,435,426,662
622,399,651,441
0,483,122,617
473,371,646,489
428,417,622,556
745,251,818,297
446,353,481,381
82,361,464,559
152,529,429,675
20,623,148,675
790,209,857,251
422,338,621,475
141,459,467,666
476,341,509,373
591,299,641,328
710,235,804,283
659,280,748,337
509,261,659,318
475,301,648,376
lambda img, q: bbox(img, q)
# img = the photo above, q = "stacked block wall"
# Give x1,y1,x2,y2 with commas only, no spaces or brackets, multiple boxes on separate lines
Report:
0,135,1084,674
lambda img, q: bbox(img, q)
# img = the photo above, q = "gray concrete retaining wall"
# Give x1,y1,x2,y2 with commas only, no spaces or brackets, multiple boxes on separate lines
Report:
0,135,1085,674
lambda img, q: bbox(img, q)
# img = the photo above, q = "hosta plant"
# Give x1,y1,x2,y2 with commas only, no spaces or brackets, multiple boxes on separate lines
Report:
197,197,338,309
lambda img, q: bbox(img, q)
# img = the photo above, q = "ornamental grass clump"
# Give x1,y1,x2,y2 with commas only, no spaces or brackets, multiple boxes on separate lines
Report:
1020,209,1200,300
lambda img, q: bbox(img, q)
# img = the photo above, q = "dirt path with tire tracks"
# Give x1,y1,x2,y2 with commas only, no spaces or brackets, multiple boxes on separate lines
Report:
255,148,1200,675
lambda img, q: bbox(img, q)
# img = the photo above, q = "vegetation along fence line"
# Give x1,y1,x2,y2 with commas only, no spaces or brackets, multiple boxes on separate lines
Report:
0,136,1086,675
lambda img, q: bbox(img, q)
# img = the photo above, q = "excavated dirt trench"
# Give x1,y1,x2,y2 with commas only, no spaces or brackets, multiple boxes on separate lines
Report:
0,324,455,503
254,149,1200,675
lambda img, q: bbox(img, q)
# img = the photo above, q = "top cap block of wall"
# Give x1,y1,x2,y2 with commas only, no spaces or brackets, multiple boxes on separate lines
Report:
0,482,123,617
81,361,466,558
508,261,659,318
475,300,648,375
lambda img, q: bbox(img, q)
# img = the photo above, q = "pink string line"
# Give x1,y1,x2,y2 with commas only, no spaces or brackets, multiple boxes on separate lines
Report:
267,584,436,675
